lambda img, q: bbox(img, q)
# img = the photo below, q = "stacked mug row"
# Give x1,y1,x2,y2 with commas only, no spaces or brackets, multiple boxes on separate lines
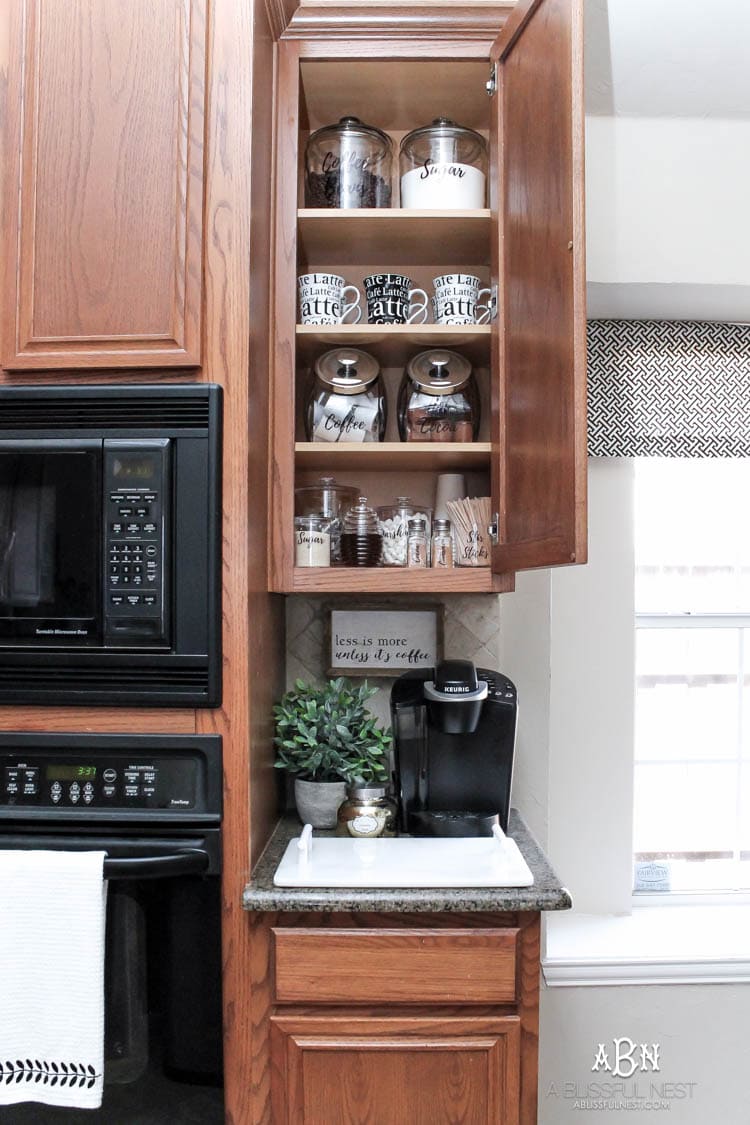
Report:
298,272,491,327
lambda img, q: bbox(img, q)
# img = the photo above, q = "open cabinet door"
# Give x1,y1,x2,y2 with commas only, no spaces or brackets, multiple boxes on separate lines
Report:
489,0,586,573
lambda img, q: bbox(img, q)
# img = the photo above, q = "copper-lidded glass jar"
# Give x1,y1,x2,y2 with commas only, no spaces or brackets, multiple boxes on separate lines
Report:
397,350,480,442
340,496,383,567
305,348,386,444
305,116,393,209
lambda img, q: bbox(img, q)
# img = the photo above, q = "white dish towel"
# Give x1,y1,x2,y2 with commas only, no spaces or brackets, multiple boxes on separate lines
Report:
0,850,107,1109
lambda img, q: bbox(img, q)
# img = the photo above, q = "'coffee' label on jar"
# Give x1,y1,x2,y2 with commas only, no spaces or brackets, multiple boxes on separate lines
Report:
313,396,378,443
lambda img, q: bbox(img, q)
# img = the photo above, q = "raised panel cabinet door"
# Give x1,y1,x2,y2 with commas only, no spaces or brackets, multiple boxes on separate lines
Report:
270,1014,520,1125
2,0,205,369
489,0,587,572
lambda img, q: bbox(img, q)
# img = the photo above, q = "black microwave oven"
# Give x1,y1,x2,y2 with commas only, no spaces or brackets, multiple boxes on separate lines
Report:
0,384,221,707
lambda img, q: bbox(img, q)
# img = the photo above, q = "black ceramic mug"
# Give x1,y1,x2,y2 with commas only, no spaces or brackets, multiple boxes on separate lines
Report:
363,273,428,325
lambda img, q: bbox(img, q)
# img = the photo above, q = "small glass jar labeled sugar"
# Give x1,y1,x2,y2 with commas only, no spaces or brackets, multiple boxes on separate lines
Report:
294,516,331,567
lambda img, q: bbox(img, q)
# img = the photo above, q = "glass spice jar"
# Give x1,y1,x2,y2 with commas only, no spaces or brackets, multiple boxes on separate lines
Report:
376,496,432,568
305,116,393,209
397,349,480,443
406,517,428,568
340,496,383,567
305,348,387,444
294,516,331,567
399,118,487,209
431,518,454,569
336,784,398,838
294,476,359,565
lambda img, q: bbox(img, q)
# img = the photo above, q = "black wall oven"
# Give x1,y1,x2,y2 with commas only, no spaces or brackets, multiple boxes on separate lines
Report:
0,732,224,1124
0,385,221,706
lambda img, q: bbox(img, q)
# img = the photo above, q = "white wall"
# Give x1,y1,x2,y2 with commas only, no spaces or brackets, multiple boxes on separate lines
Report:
539,982,750,1124
586,117,750,289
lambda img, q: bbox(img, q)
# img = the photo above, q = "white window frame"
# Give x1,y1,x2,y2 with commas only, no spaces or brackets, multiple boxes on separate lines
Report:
535,459,750,985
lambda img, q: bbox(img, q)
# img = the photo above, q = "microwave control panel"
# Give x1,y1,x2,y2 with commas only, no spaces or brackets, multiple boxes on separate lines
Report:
103,439,170,647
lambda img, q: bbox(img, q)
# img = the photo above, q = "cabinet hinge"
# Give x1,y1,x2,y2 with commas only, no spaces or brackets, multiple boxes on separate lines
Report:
488,514,499,547
489,285,499,322
486,62,497,97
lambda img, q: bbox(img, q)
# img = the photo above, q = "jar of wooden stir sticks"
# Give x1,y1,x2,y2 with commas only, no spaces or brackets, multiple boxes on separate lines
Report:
446,496,491,567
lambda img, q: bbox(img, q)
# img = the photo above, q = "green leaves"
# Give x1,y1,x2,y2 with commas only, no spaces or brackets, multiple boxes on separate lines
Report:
273,677,392,783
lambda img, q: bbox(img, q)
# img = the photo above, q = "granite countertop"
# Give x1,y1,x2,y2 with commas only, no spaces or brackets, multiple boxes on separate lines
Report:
242,809,572,913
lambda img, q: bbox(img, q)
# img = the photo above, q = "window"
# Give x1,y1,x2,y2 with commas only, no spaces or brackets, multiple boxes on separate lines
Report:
634,458,750,893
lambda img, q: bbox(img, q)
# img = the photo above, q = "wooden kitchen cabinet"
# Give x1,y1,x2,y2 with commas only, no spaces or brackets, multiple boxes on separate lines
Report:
270,1014,520,1124
1,0,206,370
248,911,541,1125
269,0,587,594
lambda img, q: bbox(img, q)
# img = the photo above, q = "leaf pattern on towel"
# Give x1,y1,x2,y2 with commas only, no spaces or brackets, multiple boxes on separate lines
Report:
0,1059,100,1089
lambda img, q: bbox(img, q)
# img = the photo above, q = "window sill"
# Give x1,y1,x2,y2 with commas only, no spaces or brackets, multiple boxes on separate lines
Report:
542,904,750,987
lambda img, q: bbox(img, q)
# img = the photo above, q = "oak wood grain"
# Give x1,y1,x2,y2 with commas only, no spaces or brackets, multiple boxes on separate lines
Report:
271,1013,520,1125
517,913,542,1125
0,708,195,734
273,927,518,1005
2,0,205,369
284,5,514,40
288,567,515,595
298,208,491,266
195,2,282,1123
269,40,302,591
491,0,587,572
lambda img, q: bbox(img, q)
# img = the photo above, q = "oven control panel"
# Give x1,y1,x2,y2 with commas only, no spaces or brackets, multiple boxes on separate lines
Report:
0,755,199,811
103,439,170,647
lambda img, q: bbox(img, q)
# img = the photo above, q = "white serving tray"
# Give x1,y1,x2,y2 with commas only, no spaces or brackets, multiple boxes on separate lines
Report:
273,824,534,888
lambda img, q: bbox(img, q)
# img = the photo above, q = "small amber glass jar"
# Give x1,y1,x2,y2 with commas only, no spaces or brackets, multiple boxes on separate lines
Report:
336,784,398,838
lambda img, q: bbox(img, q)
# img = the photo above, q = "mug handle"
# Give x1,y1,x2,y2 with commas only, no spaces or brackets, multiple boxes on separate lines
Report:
340,285,362,325
407,288,429,325
475,287,493,325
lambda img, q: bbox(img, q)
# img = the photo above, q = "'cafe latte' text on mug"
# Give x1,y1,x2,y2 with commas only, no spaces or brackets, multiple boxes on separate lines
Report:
298,273,362,325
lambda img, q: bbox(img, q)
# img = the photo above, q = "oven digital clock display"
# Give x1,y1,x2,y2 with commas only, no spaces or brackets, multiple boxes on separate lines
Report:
45,765,97,781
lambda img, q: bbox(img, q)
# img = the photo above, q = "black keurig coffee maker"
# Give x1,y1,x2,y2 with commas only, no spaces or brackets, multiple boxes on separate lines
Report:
391,659,517,837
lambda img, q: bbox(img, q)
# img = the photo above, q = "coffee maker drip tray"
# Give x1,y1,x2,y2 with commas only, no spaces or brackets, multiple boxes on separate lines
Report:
273,827,534,888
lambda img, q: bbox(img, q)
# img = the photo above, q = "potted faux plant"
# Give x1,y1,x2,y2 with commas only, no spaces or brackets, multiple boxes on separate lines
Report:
273,677,392,828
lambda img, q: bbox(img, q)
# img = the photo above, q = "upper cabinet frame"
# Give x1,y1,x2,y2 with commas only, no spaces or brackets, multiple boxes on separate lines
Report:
1,0,206,370
269,1,586,594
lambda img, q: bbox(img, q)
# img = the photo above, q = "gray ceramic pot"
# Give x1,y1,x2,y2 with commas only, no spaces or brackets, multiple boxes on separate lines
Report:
294,777,347,829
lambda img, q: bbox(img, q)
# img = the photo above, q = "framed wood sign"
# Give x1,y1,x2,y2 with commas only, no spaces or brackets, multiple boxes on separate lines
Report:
327,604,443,677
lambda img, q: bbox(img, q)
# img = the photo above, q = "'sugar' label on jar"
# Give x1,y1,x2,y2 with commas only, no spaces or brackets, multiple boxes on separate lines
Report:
401,163,485,209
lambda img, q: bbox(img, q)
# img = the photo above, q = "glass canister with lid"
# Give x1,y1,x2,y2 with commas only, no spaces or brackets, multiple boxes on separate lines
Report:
340,496,383,567
336,783,398,838
399,118,487,209
397,349,480,442
305,116,393,209
376,496,432,567
305,348,387,444
294,476,358,565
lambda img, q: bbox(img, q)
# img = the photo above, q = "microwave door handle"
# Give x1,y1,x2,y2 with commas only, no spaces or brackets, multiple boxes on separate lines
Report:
103,848,209,880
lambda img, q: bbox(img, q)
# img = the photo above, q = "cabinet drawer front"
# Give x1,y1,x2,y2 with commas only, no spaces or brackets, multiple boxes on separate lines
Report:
273,927,518,1005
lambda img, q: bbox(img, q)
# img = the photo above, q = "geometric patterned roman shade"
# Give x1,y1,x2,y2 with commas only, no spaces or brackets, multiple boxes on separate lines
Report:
587,320,750,456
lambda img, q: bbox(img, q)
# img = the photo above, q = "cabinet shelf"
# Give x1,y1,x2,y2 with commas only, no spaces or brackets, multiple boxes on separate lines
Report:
295,441,491,472
291,567,513,594
298,209,491,266
296,323,491,366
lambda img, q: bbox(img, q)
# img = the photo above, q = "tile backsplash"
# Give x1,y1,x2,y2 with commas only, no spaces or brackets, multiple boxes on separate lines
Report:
285,595,502,726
